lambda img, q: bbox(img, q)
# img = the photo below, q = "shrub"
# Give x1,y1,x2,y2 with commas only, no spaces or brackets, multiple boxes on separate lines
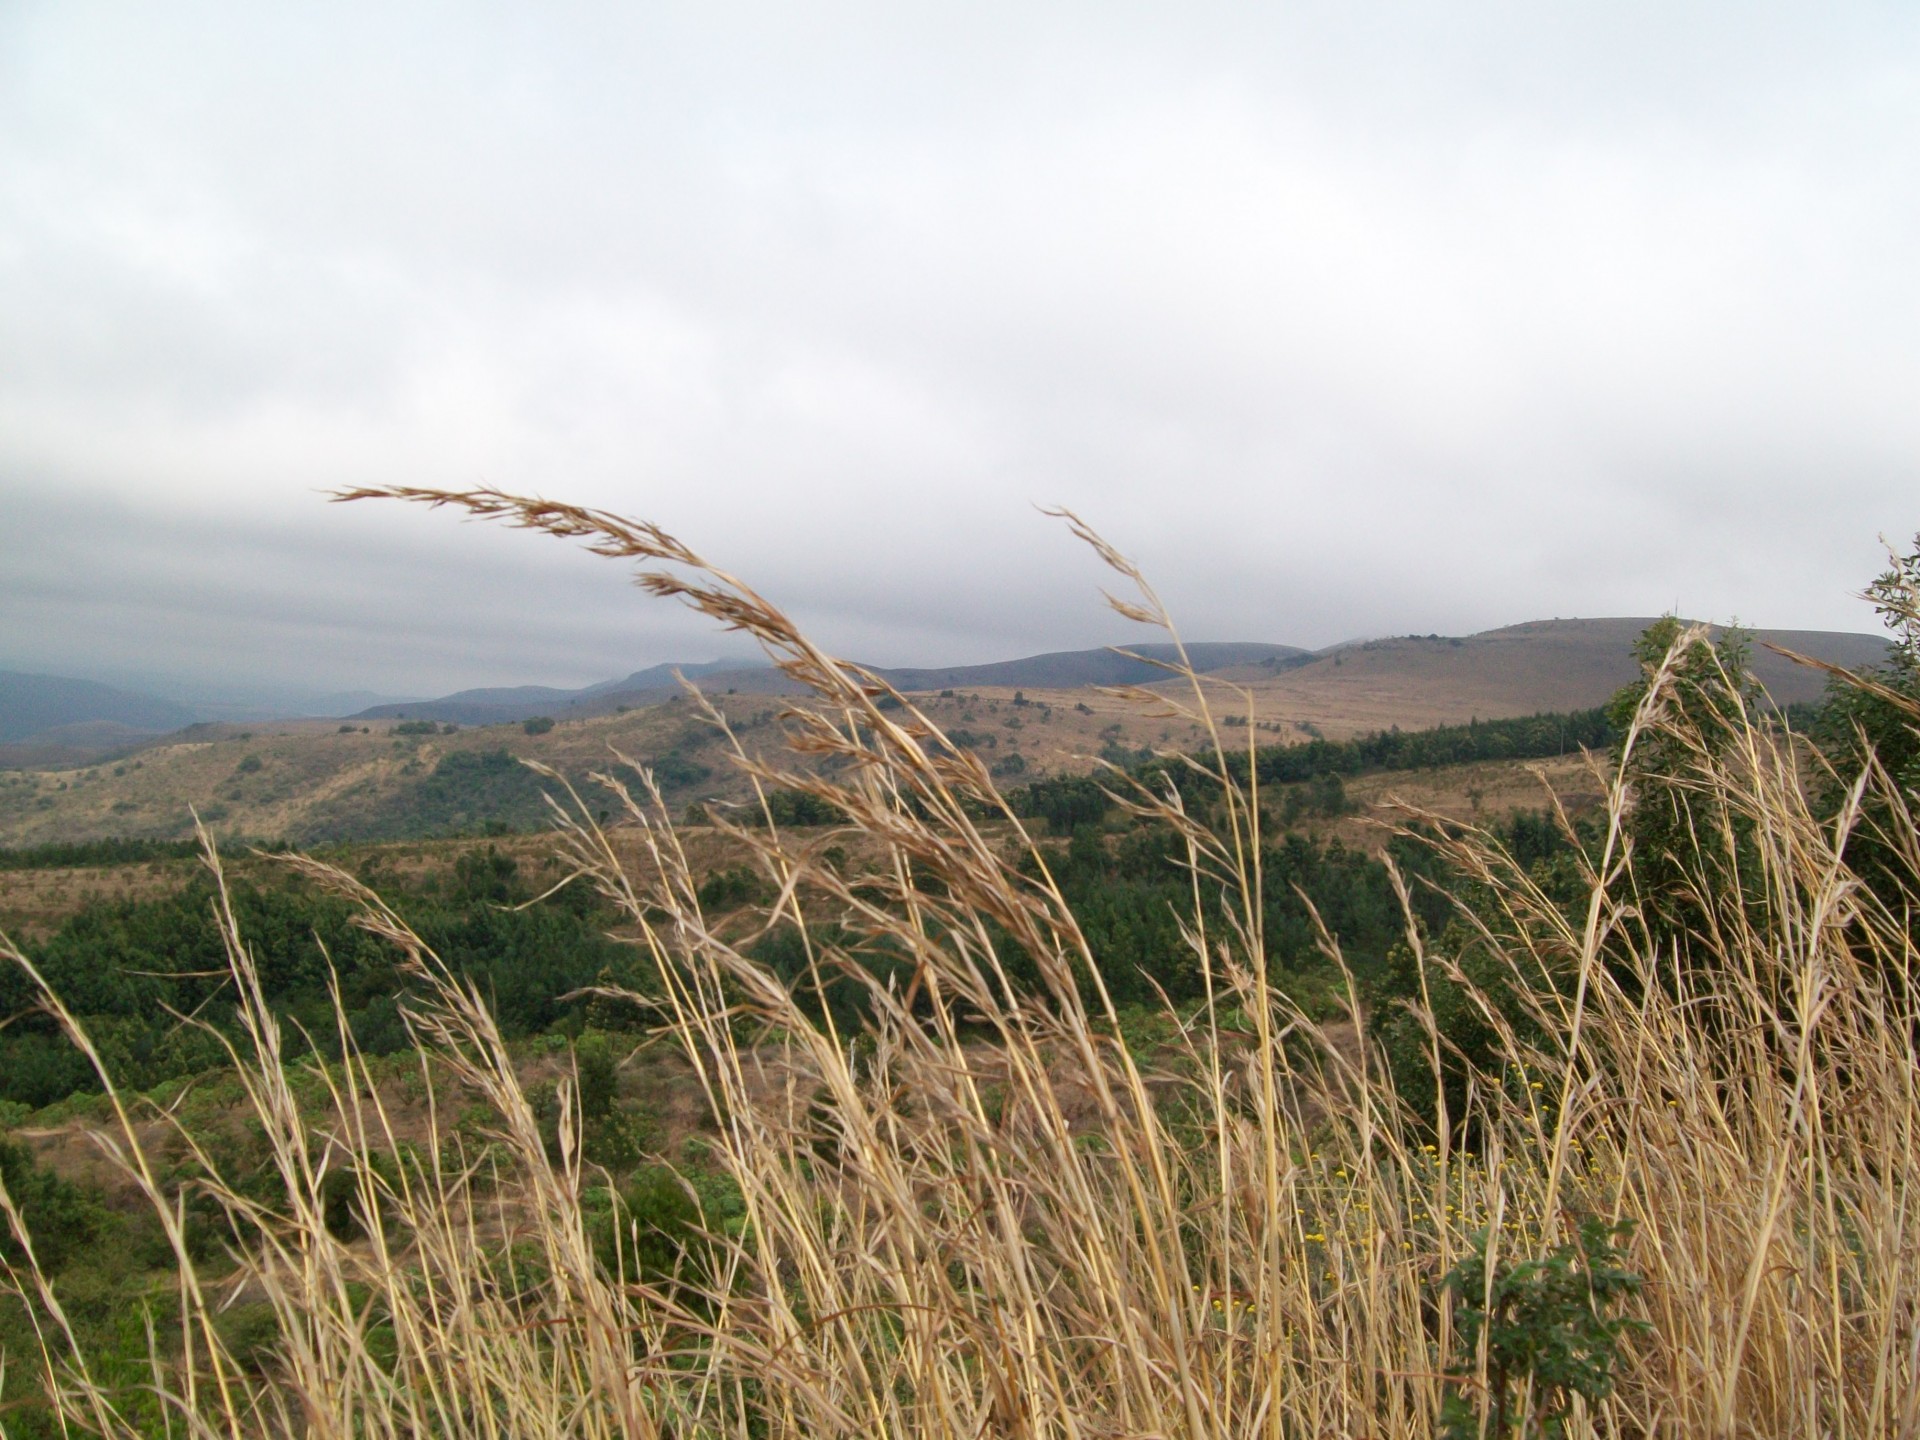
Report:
650,753,711,790
696,863,765,911
0,1138,104,1272
1438,1217,1648,1439
764,788,843,827
1811,534,1920,909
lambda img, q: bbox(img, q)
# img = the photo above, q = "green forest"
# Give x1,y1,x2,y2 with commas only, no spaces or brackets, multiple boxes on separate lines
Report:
0,849,637,1112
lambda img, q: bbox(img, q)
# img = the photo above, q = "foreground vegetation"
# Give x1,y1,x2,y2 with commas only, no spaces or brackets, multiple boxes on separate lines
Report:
0,491,1914,1437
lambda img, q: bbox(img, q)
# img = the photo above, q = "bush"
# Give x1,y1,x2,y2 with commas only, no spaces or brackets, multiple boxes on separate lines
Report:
1811,535,1920,910
0,1138,105,1272
1438,1218,1648,1439
1008,773,1110,833
596,1166,702,1287
651,753,712,790
697,864,766,911
764,788,844,827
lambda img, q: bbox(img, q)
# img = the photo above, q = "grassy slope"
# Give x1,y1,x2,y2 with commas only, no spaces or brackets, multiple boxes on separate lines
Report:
0,745,1604,942
0,617,1880,851
0,686,1214,849
1192,618,1885,738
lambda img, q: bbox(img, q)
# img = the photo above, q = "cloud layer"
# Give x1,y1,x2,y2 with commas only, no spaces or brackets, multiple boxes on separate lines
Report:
4,2,1916,700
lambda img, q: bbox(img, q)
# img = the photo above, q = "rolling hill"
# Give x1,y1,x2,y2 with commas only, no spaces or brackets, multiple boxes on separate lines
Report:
342,644,1312,727
350,660,781,726
0,617,1890,851
876,641,1312,692
1188,619,1887,738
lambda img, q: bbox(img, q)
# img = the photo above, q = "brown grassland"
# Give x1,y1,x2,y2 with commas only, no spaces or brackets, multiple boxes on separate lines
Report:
1196,619,1877,740
2,610,1873,856
0,682,1213,851
0,488,1913,1437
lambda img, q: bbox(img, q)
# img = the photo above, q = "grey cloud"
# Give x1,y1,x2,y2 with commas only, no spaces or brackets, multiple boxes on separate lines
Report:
2,1,1917,707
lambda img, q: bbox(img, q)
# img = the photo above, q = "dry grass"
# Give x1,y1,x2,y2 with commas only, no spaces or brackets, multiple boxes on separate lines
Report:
0,681,1150,851
0,487,1913,1437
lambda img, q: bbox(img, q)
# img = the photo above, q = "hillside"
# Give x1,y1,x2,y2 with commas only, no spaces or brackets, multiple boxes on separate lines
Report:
0,617,1887,851
876,641,1310,692
343,644,1309,728
1181,619,1886,738
0,700,738,850
0,681,1225,849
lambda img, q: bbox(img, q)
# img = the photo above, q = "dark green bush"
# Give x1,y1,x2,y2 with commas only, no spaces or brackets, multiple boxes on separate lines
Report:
1438,1217,1648,1440
0,1138,105,1272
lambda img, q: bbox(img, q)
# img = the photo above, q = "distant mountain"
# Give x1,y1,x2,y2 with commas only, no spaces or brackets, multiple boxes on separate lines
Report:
569,666,805,716
350,660,778,727
332,621,1891,739
578,659,761,697
343,645,1313,727
875,642,1311,693
354,684,588,727
27,668,414,723
0,670,197,745
176,688,410,723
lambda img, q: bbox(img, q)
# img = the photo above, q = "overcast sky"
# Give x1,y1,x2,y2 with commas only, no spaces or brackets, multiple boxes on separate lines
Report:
3,2,1917,706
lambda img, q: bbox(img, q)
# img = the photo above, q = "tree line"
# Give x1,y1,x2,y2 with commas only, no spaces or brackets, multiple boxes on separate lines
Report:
0,847,639,1109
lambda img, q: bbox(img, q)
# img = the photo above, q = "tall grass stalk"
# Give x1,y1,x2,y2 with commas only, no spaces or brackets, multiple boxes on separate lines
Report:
0,486,1909,1437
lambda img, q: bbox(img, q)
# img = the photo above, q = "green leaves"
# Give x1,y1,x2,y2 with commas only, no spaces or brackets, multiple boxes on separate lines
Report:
1438,1216,1649,1439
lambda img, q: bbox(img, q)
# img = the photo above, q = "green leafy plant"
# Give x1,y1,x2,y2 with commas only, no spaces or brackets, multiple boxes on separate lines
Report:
1439,1216,1649,1439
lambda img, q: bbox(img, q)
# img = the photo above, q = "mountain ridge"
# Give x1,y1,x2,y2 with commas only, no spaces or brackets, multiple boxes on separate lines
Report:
4,619,1893,766
340,643,1317,727
0,671,199,746
0,617,1896,847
